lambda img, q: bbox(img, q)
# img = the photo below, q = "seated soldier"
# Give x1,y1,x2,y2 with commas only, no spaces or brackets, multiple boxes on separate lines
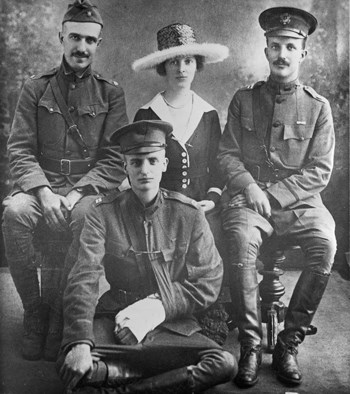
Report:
57,120,237,393
1,0,128,361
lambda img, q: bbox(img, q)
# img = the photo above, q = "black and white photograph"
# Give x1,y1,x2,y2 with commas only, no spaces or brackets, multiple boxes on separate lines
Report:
0,0,349,393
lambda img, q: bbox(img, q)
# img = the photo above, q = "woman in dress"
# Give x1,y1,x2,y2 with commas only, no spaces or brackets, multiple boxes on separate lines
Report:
132,23,229,213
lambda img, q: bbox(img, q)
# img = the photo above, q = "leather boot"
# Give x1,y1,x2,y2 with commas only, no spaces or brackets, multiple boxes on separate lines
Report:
44,298,63,361
22,303,49,360
9,265,48,360
78,360,142,389
235,345,261,388
115,367,193,394
231,267,262,387
272,334,302,385
272,270,330,385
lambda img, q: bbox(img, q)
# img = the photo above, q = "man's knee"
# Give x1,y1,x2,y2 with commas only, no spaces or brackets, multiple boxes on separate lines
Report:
194,348,237,385
2,193,39,227
304,235,337,274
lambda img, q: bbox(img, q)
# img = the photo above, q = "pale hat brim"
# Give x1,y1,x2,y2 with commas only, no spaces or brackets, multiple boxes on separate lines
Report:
132,43,229,72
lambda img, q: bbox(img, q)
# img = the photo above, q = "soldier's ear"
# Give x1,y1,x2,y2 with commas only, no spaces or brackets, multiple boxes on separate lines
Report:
59,32,63,44
300,49,308,62
162,157,169,172
97,37,102,47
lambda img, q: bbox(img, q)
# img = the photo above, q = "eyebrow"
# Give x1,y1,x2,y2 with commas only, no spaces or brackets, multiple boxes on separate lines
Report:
68,33,99,41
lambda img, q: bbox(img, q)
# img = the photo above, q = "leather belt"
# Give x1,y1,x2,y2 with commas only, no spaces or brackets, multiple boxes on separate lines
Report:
111,288,143,305
39,155,96,175
245,163,301,182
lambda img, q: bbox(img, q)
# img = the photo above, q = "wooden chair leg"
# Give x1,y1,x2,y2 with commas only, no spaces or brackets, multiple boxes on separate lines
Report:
259,250,286,353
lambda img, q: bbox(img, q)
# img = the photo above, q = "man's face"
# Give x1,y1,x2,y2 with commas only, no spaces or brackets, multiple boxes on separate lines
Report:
264,36,307,83
124,150,168,197
59,21,102,72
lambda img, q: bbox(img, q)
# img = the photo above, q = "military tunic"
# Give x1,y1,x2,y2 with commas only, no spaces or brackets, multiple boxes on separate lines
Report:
8,58,128,195
218,78,336,238
62,188,223,347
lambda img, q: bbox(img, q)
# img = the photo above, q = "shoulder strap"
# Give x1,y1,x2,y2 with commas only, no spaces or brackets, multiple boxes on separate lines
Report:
49,76,90,159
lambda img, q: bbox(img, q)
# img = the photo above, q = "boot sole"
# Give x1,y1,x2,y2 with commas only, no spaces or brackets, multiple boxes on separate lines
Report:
234,375,259,388
272,358,302,386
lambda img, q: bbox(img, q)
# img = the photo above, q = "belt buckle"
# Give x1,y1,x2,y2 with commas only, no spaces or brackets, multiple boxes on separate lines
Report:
60,159,71,175
118,289,128,304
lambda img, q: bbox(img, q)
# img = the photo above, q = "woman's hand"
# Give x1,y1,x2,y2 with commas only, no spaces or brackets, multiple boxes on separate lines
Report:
198,200,215,212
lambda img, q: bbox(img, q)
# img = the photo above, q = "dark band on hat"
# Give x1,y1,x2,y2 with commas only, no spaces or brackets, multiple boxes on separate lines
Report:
111,120,173,155
63,0,103,27
259,7,317,38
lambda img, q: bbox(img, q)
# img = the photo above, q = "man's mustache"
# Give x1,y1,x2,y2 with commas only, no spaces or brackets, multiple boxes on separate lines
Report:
72,51,89,58
273,58,289,66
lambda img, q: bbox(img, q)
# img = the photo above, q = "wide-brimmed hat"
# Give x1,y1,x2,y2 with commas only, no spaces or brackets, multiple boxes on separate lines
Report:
132,23,229,72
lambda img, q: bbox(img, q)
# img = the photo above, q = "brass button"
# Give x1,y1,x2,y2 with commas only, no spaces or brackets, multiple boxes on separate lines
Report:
182,171,187,176
182,158,187,164
273,121,281,127
68,106,75,112
181,152,186,157
270,146,276,152
182,184,187,189
71,84,76,89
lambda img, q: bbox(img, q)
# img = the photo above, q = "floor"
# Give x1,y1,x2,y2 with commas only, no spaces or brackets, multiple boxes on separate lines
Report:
1,267,349,394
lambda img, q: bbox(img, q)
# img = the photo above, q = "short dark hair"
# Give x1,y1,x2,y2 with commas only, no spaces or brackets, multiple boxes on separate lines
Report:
156,55,205,76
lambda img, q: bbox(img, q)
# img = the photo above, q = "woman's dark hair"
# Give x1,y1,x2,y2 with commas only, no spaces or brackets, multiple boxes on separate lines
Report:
156,55,205,76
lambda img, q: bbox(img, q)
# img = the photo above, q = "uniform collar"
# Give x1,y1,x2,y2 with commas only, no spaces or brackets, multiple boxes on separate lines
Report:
266,77,300,95
61,56,92,81
130,189,162,218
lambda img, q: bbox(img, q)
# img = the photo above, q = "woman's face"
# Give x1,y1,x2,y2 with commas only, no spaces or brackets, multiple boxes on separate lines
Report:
164,56,197,90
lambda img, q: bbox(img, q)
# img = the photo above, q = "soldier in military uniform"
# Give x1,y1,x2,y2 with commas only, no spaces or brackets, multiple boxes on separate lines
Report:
57,120,237,393
2,0,128,361
217,7,336,387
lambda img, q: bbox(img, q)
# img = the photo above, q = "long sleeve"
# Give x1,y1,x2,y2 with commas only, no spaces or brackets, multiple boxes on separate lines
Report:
8,79,52,192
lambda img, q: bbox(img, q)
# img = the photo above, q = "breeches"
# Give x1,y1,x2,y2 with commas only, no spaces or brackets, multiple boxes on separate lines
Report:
2,191,96,267
221,206,337,275
92,317,230,378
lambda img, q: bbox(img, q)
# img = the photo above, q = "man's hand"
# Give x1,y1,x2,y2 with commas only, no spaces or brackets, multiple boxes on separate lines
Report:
198,200,215,212
228,193,248,208
36,186,70,231
59,344,93,391
244,183,271,218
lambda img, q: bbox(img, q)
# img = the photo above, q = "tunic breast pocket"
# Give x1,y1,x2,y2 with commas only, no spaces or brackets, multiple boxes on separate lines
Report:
38,99,65,147
280,124,314,168
77,103,109,148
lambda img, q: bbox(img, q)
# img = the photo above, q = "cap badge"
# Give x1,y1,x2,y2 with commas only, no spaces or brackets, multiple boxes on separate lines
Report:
280,13,291,25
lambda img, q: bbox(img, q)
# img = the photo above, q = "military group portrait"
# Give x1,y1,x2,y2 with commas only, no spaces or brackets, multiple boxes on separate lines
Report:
1,0,349,393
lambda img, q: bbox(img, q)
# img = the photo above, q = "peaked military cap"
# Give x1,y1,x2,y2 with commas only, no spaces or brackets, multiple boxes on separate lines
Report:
63,0,103,27
112,120,173,154
259,7,317,38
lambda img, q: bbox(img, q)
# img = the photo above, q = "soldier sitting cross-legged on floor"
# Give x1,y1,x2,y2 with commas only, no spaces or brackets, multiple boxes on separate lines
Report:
57,120,237,393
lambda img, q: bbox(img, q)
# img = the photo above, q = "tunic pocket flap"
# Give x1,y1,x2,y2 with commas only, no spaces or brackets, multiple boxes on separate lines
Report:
105,239,130,257
283,124,314,141
38,99,62,115
240,117,255,132
78,103,108,117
